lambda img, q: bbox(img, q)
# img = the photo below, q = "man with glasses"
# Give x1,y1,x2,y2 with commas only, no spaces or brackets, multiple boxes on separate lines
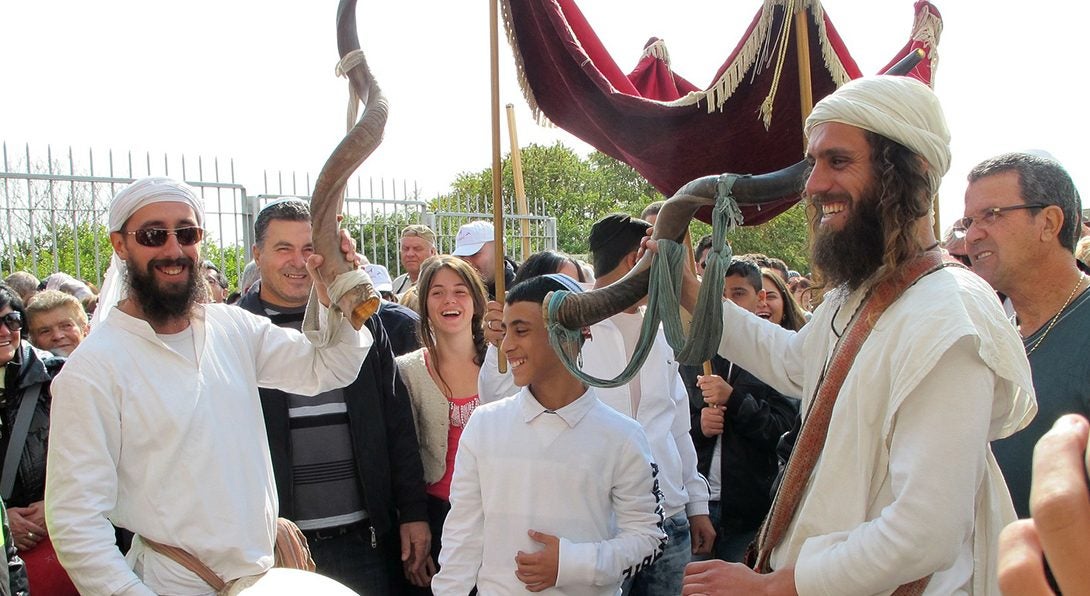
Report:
962,152,1090,519
44,177,374,595
201,261,229,303
391,224,437,298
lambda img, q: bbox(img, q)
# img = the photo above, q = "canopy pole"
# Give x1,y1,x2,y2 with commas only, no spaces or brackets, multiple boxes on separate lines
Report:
490,0,507,373
506,104,532,261
795,5,819,287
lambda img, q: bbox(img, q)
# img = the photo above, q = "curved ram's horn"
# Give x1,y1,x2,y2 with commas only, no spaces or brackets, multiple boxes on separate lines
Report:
553,160,810,329
551,52,928,331
310,0,384,328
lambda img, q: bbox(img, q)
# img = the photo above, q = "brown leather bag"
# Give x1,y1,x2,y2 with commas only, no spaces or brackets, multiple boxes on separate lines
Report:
141,517,316,593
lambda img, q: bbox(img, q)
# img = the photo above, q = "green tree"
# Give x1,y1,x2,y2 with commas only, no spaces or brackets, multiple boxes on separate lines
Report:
689,203,811,273
435,143,662,254
436,142,810,271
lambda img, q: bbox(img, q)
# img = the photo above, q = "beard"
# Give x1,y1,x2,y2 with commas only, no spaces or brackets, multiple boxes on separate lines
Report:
125,256,204,325
811,188,885,292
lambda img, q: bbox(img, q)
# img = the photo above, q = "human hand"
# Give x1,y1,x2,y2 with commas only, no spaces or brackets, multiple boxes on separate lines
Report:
400,521,433,586
683,560,795,595
7,506,45,552
305,254,333,308
483,300,505,346
336,216,362,268
689,514,717,555
701,405,725,437
638,228,700,312
514,530,560,592
999,414,1090,595
697,374,733,407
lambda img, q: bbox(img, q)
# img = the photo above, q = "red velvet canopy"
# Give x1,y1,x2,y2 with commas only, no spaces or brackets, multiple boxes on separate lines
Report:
502,0,942,224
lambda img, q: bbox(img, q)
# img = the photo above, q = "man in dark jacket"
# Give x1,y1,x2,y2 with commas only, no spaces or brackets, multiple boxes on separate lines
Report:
680,259,799,562
240,199,429,594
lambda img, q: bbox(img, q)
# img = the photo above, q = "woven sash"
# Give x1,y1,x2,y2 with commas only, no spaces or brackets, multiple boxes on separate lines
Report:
141,517,316,594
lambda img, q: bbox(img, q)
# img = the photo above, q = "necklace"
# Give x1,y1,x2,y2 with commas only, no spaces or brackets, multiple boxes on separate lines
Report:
1025,274,1086,356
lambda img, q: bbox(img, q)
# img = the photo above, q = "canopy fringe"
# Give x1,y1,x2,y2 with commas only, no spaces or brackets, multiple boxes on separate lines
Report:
501,0,555,126
911,3,943,85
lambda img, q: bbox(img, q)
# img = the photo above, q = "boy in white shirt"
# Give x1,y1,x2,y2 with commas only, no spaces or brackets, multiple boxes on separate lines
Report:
433,274,666,595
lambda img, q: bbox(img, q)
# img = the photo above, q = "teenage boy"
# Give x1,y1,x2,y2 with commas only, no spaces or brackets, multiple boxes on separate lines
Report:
432,274,666,595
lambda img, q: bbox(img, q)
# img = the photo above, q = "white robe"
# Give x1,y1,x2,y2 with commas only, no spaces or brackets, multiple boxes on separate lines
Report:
718,266,1035,595
45,303,373,596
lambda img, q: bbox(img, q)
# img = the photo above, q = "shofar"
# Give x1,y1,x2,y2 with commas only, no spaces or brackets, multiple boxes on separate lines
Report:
309,0,383,329
552,51,929,330
552,160,810,329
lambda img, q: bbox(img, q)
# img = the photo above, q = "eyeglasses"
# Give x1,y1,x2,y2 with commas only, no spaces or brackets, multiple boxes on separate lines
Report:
0,312,22,332
953,204,1047,239
124,226,204,247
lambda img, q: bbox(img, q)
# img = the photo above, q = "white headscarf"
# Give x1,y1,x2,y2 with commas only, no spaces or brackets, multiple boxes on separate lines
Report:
91,177,205,329
805,75,951,195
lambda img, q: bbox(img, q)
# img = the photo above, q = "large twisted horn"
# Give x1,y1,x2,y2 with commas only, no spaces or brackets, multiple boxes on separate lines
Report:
310,0,384,328
552,161,809,329
552,50,928,330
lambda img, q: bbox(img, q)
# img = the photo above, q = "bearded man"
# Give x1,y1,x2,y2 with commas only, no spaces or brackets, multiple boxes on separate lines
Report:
680,76,1036,595
44,177,373,595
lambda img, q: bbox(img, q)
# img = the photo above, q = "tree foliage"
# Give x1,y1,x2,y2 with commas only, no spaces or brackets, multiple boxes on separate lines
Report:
434,143,662,255
689,203,811,274
436,142,810,271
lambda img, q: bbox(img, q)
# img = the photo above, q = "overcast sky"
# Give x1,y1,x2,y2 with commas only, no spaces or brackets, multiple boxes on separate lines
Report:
2,0,1086,232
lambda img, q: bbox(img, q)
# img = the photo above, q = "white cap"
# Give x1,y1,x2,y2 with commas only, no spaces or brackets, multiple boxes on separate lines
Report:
363,264,393,292
452,221,494,256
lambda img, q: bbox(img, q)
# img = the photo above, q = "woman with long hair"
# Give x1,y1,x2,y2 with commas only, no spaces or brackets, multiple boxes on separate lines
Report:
395,255,488,591
757,268,808,331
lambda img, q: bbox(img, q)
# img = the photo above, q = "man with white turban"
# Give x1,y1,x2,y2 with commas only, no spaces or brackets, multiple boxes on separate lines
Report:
44,177,373,594
678,76,1036,594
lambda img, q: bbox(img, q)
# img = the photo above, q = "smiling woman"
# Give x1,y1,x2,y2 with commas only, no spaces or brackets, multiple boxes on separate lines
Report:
394,255,488,590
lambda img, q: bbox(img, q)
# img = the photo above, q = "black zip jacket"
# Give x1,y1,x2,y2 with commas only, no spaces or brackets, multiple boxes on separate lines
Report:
237,291,428,536
681,355,799,533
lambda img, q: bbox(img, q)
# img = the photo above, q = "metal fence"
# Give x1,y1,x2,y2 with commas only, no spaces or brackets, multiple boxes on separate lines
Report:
0,142,557,290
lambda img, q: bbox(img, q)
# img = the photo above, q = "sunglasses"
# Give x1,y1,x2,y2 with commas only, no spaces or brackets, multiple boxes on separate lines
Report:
1,312,22,332
125,226,204,247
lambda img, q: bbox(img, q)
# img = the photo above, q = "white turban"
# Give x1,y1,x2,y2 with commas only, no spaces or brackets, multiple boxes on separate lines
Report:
108,176,205,232
92,177,206,329
805,75,950,195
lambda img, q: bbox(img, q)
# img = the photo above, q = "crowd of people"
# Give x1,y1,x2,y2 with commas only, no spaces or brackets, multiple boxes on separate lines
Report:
0,74,1085,595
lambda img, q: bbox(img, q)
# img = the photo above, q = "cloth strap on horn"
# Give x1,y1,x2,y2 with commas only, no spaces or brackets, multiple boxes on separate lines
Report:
302,268,374,347
544,175,744,387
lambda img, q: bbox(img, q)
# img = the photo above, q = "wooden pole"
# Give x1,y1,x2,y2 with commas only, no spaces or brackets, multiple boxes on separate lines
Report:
490,0,507,373
795,5,820,292
506,104,532,261
794,8,814,135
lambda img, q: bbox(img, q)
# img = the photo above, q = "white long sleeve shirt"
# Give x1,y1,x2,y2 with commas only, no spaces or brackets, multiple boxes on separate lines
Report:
433,387,666,596
718,267,1036,595
479,315,709,519
45,304,373,596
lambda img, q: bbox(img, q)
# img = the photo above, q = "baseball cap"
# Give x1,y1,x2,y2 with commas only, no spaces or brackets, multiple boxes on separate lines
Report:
452,221,494,257
401,224,436,247
363,264,393,292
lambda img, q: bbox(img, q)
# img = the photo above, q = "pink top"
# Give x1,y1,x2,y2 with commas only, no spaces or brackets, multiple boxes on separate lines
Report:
427,394,479,501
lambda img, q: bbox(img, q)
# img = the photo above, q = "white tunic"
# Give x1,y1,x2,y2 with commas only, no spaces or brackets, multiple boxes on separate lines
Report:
719,266,1036,595
45,304,373,596
433,387,666,596
479,316,709,519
